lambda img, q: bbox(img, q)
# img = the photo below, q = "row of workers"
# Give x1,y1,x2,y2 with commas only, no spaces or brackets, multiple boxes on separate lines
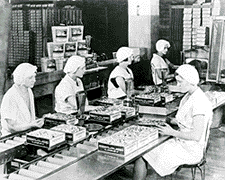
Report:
0,39,212,179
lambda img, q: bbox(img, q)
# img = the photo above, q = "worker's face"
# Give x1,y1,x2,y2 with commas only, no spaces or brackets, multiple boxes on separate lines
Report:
24,73,36,88
73,65,86,78
161,45,169,55
122,55,134,66
128,54,134,65
175,75,190,93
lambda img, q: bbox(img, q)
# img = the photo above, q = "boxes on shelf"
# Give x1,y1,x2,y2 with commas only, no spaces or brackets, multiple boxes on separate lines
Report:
41,57,56,72
64,42,77,58
47,42,65,59
68,25,84,42
98,125,158,156
51,124,86,142
43,113,79,128
55,58,66,70
26,129,66,149
52,26,69,43
76,40,88,56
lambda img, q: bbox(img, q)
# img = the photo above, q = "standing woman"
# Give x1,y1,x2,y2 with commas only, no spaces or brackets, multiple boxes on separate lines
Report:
1,63,44,136
55,55,88,115
133,64,213,179
151,39,177,85
107,47,134,99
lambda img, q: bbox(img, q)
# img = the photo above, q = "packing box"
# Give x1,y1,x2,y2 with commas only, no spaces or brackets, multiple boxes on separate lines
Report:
51,124,86,142
26,129,66,149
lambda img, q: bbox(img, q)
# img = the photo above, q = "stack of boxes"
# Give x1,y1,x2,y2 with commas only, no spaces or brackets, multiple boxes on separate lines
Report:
196,26,206,46
8,3,83,71
45,25,85,72
183,8,192,50
192,5,201,47
28,4,43,68
8,4,31,68
182,3,212,51
202,3,211,27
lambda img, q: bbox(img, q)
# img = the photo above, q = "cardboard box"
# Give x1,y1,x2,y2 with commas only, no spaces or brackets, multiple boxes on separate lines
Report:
98,139,138,156
51,124,86,142
138,105,167,116
115,106,136,119
136,130,158,148
43,113,78,128
68,25,84,42
98,125,158,156
95,98,123,106
52,26,69,43
89,106,122,123
135,93,161,106
26,129,66,149
47,42,65,59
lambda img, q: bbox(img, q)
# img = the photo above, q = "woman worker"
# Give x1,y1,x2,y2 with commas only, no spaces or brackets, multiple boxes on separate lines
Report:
0,63,44,136
151,39,178,85
133,64,213,180
107,47,134,99
55,55,88,115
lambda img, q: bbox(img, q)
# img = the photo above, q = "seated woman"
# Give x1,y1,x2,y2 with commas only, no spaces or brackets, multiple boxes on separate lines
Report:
151,39,178,85
55,55,88,115
107,47,134,99
1,63,44,136
133,64,213,180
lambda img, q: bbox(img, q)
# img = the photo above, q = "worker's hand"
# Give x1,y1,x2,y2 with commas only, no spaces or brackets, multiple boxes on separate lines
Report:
156,123,174,136
33,118,44,128
166,74,174,80
172,64,179,69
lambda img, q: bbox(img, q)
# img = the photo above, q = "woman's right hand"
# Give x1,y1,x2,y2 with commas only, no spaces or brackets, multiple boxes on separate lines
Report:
32,118,44,128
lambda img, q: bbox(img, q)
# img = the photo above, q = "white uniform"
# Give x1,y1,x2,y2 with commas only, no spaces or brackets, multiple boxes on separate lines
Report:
55,74,88,114
107,66,133,99
143,88,212,176
0,84,36,136
151,53,169,85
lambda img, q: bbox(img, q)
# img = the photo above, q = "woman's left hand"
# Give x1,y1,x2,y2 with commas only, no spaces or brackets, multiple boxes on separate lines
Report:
156,123,174,136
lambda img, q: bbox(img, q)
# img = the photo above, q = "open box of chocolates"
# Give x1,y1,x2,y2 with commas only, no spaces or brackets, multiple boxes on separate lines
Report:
98,125,158,156
51,124,86,142
135,92,161,106
26,129,66,150
113,105,136,119
160,92,174,104
94,98,123,106
89,106,122,123
43,113,78,128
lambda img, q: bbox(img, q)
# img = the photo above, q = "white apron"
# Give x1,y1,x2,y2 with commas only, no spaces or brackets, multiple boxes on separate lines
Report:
143,88,212,176
1,84,36,136
107,66,133,99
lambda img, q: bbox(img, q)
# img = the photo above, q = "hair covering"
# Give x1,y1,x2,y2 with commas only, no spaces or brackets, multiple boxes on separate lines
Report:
175,64,199,85
13,63,37,85
63,55,85,74
156,39,170,52
116,47,133,63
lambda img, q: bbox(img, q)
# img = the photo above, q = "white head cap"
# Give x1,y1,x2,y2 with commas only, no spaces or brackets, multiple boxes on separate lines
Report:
176,64,199,85
156,39,170,52
13,63,37,85
63,55,85,74
116,47,133,63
